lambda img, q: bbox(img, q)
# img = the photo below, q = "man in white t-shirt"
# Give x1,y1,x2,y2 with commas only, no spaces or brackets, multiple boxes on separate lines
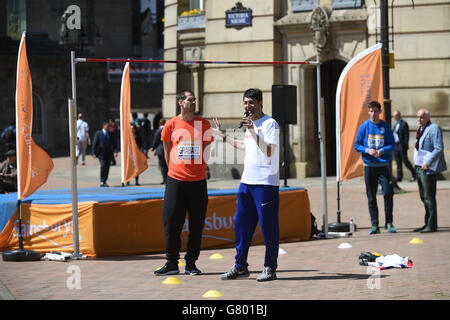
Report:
76,113,91,165
213,88,280,282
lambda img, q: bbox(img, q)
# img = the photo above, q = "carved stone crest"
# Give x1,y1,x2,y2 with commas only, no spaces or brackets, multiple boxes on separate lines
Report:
310,6,330,55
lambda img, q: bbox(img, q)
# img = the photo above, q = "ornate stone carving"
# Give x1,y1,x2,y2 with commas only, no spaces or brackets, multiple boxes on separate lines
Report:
310,6,330,55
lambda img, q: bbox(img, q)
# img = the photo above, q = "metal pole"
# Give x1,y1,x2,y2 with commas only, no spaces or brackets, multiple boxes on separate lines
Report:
283,123,288,187
316,55,328,237
380,0,391,124
70,51,82,258
17,200,23,250
336,181,341,223
380,0,403,193
68,98,81,258
71,51,77,110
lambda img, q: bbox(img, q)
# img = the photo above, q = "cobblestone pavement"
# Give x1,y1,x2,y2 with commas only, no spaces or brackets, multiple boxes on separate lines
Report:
1,155,449,301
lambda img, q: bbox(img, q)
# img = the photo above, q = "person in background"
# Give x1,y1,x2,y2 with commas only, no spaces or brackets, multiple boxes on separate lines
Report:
392,110,416,182
92,121,118,187
108,118,119,166
354,101,396,235
126,124,142,186
76,113,91,166
151,118,168,184
1,121,16,151
413,108,447,233
0,149,17,194
136,113,152,158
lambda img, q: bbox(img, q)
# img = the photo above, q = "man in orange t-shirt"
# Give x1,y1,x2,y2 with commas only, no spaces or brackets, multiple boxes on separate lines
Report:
154,90,213,276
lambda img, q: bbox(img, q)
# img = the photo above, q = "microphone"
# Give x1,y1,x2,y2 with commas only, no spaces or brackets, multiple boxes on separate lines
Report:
238,111,251,129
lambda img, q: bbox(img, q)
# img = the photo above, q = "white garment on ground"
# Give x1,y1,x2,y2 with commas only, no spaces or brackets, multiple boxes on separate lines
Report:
241,114,280,186
368,254,412,269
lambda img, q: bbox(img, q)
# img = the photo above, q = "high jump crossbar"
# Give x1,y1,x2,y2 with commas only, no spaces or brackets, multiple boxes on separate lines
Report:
75,57,316,65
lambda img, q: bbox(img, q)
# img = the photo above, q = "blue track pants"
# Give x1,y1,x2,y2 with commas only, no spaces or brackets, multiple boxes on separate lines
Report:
234,183,280,270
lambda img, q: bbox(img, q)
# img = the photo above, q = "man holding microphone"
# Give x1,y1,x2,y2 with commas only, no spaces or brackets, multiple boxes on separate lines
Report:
213,88,280,282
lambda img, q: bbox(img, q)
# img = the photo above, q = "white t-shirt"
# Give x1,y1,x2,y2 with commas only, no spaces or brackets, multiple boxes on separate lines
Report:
76,119,89,142
241,115,280,186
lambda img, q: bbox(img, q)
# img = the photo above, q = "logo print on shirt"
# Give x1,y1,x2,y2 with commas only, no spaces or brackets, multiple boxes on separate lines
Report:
368,134,384,149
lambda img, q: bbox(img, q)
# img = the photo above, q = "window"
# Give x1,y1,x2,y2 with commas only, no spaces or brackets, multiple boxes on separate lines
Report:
292,0,319,12
332,0,364,10
190,0,204,11
7,0,26,40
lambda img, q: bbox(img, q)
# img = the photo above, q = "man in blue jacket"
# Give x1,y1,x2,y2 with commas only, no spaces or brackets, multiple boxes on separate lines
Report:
413,109,447,233
355,101,396,234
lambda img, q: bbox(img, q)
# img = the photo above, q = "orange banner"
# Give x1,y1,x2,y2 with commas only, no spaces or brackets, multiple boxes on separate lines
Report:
336,44,384,181
0,190,311,257
16,32,54,199
120,62,148,183
0,202,95,255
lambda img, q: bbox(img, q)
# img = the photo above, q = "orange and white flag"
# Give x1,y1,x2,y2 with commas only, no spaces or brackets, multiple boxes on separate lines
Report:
16,32,54,199
120,62,148,184
336,43,385,182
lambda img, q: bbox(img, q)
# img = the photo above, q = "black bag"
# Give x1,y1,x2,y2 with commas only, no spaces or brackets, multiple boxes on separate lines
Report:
358,252,381,266
310,213,319,237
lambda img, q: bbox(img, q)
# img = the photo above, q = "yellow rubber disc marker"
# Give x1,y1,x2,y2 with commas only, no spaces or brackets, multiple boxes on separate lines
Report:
202,290,223,298
162,276,181,285
209,253,224,260
409,238,424,244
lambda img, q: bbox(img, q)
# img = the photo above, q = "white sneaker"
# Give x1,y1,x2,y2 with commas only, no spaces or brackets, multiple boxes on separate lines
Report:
256,266,277,282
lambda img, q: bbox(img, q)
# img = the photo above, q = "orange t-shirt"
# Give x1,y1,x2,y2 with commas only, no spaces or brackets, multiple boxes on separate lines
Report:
161,115,213,181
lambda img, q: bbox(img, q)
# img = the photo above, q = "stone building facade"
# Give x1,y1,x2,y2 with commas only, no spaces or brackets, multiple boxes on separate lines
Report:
163,0,450,179
0,0,164,158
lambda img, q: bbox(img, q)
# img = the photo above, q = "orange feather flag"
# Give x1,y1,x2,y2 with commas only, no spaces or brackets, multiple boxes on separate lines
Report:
336,43,385,182
15,32,54,199
120,62,148,184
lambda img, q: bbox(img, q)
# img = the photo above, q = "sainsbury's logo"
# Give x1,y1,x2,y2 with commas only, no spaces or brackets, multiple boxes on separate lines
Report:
13,219,75,249
182,212,234,233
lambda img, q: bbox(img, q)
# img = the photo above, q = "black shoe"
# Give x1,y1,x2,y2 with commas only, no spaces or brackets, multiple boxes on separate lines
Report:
220,266,250,280
413,225,426,232
185,264,202,276
420,226,437,233
154,264,180,276
100,182,109,187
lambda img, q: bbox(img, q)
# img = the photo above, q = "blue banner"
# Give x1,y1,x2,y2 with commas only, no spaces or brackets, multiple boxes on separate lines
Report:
226,11,252,28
